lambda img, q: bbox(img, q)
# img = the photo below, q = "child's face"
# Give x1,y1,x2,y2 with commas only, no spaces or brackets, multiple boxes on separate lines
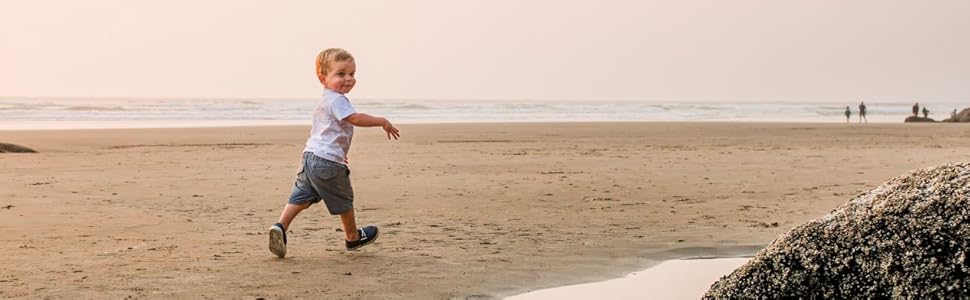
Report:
320,60,356,94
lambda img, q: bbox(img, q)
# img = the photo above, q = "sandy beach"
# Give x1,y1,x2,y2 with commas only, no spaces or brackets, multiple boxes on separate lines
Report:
2,122,969,299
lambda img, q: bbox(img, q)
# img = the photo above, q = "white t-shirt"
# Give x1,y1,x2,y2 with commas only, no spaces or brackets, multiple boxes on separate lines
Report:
304,88,357,164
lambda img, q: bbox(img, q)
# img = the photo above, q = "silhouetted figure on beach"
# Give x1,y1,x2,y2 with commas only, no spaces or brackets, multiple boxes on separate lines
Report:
953,109,958,119
844,106,851,123
913,102,920,116
923,107,929,118
858,101,867,124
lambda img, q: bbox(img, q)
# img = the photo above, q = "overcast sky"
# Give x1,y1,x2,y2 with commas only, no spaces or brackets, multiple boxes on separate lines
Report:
2,0,969,102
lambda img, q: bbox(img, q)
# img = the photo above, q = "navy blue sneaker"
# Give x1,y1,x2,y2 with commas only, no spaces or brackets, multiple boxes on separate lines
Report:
269,223,287,258
346,226,379,251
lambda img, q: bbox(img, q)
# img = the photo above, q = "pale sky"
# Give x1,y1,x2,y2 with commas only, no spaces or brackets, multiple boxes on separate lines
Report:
2,0,969,102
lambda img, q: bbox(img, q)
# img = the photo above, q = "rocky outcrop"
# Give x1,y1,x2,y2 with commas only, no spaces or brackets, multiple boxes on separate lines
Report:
943,108,970,123
0,143,37,153
904,116,937,122
705,163,970,298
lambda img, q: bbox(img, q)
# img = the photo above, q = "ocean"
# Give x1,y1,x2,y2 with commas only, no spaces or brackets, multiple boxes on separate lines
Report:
0,97,965,130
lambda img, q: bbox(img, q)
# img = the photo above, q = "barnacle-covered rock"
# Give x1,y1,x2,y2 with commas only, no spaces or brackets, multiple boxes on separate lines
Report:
904,116,937,122
705,163,970,298
943,108,970,123
0,142,37,153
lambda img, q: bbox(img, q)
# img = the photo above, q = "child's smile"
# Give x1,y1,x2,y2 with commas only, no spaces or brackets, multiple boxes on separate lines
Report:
323,60,357,94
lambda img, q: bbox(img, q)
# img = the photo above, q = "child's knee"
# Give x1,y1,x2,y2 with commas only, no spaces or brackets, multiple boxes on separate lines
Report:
289,203,311,210
337,208,355,217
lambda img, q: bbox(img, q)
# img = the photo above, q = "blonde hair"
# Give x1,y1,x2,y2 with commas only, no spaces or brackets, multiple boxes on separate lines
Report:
315,48,355,77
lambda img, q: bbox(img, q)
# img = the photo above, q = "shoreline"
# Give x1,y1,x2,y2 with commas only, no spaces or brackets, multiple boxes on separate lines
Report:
3,123,970,298
1,119,965,132
3,98,964,129
0,119,961,132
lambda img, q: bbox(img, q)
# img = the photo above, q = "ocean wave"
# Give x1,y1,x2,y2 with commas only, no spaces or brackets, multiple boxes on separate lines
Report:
0,104,38,111
498,103,554,110
396,103,433,110
65,106,128,112
687,104,733,111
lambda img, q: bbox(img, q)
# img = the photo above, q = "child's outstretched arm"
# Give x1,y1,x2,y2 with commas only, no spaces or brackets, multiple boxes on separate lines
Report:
344,113,400,140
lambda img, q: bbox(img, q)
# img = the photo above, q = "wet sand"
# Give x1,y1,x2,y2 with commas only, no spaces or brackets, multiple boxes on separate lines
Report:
507,257,752,299
2,122,969,298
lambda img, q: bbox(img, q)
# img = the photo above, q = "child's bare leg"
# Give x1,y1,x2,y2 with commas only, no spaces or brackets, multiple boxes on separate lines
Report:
339,209,360,241
277,203,310,230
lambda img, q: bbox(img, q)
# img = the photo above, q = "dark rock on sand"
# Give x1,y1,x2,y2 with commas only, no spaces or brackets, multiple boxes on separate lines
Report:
0,143,37,153
904,116,937,123
705,162,970,298
943,108,970,123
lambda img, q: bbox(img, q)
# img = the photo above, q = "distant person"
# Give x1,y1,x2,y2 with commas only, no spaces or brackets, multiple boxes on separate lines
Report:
913,102,920,116
858,101,867,124
844,106,851,123
267,48,400,258
953,108,958,119
923,107,930,119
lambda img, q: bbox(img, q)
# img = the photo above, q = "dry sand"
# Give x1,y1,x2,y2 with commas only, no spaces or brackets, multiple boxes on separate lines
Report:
2,122,969,299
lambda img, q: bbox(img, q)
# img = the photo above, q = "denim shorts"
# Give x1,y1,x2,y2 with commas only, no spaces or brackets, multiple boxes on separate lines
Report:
288,152,354,215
